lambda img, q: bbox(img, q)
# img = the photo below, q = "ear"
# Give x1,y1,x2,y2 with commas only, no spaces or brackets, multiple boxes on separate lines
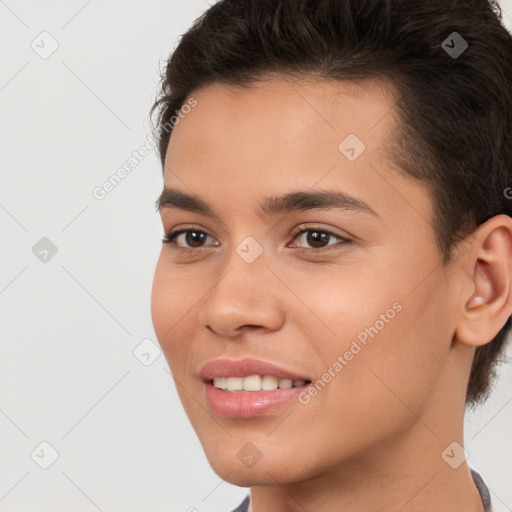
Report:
455,214,512,347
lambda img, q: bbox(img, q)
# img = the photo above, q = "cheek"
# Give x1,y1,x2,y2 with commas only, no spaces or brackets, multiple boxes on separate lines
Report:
284,261,401,348
298,304,444,466
296,261,449,410
325,280,450,418
151,255,208,385
150,256,189,360
150,257,172,342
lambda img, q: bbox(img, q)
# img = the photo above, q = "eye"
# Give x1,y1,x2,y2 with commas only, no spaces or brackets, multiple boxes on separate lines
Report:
162,229,217,249
161,226,352,253
289,227,352,251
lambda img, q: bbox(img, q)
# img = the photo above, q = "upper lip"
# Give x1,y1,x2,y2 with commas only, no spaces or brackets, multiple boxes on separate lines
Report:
199,358,311,382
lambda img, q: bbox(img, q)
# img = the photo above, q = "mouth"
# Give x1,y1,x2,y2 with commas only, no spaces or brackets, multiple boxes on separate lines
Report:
199,358,313,418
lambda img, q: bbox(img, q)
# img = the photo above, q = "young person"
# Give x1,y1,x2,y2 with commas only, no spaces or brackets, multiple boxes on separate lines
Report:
150,0,512,510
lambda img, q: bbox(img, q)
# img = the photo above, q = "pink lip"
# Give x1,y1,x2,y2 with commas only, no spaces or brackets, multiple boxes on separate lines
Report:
204,383,306,418
199,358,311,418
199,357,310,381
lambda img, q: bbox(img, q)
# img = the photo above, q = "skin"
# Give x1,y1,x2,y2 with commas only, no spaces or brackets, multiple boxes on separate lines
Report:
151,76,512,512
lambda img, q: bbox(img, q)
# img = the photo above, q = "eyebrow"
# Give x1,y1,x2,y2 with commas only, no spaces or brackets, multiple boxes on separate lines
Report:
156,187,379,218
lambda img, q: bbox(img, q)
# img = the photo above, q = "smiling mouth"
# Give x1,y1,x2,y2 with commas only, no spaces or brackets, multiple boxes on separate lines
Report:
209,375,312,392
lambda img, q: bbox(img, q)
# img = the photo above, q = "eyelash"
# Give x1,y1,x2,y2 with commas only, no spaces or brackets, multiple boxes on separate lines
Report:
161,226,352,253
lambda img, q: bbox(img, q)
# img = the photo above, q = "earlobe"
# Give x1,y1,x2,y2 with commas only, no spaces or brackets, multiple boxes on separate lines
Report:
456,215,512,347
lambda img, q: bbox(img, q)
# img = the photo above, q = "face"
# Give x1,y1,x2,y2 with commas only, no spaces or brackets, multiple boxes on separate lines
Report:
151,77,462,486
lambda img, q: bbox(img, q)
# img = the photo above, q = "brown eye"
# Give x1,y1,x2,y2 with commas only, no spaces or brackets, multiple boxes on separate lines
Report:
291,228,350,251
304,230,332,248
162,229,215,248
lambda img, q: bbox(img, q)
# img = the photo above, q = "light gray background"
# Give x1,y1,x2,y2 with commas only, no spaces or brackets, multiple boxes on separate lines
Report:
1,1,511,511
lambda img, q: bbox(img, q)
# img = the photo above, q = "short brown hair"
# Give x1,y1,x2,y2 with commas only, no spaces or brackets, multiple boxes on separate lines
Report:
150,0,512,405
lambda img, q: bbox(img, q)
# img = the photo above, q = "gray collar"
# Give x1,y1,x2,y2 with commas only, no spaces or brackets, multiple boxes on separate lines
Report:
472,469,492,511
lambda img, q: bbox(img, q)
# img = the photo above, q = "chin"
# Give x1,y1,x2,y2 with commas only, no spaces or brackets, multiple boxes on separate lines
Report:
202,442,313,487
210,461,292,487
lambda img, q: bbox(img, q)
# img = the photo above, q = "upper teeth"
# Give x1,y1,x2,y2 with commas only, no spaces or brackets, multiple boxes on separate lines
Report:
213,375,307,392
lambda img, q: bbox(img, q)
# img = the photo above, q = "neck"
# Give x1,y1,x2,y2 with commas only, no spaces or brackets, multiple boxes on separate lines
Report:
249,419,484,512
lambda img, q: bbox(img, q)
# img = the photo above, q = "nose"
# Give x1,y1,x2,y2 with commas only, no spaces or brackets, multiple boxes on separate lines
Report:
198,248,286,338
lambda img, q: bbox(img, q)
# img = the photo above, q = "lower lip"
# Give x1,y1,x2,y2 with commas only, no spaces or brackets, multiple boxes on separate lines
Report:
204,381,307,418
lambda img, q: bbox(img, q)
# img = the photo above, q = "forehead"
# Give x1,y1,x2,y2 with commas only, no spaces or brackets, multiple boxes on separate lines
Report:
164,77,396,186
166,77,398,168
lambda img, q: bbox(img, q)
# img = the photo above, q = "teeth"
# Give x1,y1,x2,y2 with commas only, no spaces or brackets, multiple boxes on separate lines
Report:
242,375,262,391
212,375,308,392
262,375,278,390
226,377,243,391
278,378,293,389
213,377,228,390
